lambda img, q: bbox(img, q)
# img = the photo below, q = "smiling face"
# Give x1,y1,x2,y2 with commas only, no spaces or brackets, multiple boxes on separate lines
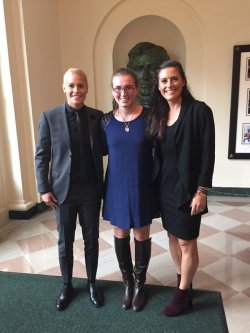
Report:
158,66,186,104
62,71,88,109
112,74,138,110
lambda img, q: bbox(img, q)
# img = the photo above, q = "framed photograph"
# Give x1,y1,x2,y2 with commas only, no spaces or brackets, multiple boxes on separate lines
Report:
228,45,250,159
246,58,250,80
247,89,250,115
242,123,250,143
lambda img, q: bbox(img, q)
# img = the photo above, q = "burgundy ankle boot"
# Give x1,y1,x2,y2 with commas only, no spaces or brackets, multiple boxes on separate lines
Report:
176,274,193,308
164,287,190,317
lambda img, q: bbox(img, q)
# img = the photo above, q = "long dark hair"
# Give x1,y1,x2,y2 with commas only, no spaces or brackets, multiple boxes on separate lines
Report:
111,68,138,110
146,60,194,141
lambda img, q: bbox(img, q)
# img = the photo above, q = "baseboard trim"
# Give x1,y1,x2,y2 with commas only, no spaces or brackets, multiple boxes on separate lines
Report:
8,202,49,220
209,187,250,197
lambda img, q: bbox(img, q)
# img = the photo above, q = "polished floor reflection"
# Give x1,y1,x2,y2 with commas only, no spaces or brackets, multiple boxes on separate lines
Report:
0,196,249,332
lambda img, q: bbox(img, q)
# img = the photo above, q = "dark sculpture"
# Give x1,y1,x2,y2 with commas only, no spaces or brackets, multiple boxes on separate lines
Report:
127,42,170,107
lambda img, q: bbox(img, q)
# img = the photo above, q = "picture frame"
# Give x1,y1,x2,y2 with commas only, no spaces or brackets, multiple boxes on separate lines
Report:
228,44,250,159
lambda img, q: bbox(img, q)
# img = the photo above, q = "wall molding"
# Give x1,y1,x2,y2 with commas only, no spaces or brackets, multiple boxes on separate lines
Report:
209,187,250,197
8,202,49,220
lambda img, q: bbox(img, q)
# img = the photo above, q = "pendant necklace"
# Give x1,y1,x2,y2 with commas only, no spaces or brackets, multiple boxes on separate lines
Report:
119,110,135,132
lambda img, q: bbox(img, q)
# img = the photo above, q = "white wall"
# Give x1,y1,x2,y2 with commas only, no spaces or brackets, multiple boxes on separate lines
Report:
0,0,249,223
191,0,250,187
56,0,250,187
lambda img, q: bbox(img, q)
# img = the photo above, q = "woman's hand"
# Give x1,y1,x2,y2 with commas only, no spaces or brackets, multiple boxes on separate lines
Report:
190,192,207,216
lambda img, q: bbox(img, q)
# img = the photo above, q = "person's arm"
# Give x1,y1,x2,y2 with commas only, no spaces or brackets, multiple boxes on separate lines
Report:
197,103,215,187
100,115,108,156
101,112,112,156
190,187,207,216
190,103,215,215
35,113,57,207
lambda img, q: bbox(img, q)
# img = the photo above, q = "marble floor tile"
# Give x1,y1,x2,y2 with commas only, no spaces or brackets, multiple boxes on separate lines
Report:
220,208,250,223
226,224,250,241
232,247,250,265
202,213,241,231
0,196,249,333
199,232,249,255
224,294,250,333
202,256,250,292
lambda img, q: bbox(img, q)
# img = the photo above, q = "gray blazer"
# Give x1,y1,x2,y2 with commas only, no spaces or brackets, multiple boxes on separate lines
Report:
35,103,107,204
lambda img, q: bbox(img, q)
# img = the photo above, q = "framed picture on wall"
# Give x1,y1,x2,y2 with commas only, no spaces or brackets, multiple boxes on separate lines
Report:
247,89,250,115
242,123,250,144
246,58,250,80
228,44,250,159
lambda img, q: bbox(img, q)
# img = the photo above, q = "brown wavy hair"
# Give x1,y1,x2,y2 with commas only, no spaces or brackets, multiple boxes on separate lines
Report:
146,60,194,141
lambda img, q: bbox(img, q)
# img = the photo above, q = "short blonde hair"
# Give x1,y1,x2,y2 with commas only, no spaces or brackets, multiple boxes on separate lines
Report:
63,68,88,85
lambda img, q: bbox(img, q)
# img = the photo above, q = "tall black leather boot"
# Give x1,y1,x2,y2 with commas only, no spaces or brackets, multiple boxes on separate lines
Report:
132,237,151,311
114,236,134,310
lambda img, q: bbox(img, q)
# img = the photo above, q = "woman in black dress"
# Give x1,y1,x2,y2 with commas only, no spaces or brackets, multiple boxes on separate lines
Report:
146,60,215,316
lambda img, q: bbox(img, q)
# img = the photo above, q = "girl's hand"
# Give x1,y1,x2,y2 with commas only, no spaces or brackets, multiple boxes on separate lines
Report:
190,192,206,216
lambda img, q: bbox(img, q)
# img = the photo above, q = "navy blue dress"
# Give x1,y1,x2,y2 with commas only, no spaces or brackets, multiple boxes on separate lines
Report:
102,109,153,229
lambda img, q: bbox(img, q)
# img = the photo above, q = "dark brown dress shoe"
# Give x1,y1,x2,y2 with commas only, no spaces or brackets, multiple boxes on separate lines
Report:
87,282,103,307
56,285,74,311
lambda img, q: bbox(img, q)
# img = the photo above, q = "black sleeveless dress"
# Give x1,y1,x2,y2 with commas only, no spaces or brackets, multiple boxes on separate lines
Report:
159,121,201,240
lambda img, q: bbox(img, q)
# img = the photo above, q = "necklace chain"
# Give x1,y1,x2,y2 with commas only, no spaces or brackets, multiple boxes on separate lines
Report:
119,110,135,132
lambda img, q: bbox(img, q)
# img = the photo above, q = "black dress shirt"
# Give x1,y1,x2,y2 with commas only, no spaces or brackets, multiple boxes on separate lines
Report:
65,103,97,185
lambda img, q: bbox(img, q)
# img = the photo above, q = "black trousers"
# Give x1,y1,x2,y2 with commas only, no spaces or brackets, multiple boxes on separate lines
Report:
55,183,101,285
